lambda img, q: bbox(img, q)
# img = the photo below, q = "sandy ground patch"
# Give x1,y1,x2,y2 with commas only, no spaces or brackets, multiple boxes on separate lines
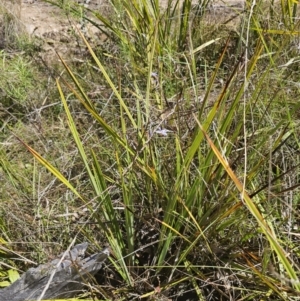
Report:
0,0,244,60
17,0,244,37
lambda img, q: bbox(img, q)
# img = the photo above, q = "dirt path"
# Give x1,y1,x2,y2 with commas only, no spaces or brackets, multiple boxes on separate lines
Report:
20,1,106,37
0,0,244,59
18,0,244,37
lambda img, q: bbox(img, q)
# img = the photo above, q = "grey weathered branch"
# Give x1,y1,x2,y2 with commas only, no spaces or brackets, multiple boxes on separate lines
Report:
0,243,109,301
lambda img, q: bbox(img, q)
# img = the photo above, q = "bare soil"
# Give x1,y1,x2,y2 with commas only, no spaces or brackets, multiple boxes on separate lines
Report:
18,0,244,37
20,0,106,37
1,0,244,62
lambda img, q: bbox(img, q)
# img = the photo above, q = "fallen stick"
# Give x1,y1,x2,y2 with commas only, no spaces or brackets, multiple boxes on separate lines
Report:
0,243,109,301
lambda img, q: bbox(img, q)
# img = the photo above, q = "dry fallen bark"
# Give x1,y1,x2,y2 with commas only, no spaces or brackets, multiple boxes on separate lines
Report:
0,243,109,301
